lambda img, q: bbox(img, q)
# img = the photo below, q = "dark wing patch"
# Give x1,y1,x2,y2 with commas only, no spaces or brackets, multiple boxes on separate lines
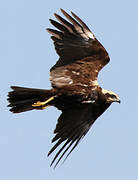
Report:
48,104,97,168
47,9,110,70
48,100,111,168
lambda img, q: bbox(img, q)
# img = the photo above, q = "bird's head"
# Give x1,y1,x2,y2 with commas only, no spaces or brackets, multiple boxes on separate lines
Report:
102,89,120,104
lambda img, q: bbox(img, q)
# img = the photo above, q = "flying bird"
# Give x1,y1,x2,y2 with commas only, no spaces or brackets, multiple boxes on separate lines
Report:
8,9,120,168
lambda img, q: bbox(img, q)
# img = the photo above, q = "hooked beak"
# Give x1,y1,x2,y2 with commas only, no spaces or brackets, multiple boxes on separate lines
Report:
110,96,121,104
114,97,121,104
116,99,121,103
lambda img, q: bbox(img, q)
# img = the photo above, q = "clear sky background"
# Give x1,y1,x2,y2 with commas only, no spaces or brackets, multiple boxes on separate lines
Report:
1,0,138,179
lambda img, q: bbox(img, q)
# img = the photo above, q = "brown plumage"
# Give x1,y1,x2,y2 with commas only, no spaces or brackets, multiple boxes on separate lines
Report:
7,9,120,168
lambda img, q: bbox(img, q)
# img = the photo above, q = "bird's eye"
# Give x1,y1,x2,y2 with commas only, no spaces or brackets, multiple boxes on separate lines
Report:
110,94,116,98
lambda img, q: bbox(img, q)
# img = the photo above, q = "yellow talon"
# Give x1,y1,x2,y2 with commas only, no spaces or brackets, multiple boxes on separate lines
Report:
32,96,56,107
35,105,50,110
41,105,50,110
32,101,43,107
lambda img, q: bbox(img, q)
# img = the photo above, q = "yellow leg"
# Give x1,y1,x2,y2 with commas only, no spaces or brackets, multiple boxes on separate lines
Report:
35,105,50,110
32,96,56,107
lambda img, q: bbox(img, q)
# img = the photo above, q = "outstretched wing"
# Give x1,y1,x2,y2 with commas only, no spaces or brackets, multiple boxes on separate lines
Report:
48,103,110,168
47,9,110,70
47,9,110,88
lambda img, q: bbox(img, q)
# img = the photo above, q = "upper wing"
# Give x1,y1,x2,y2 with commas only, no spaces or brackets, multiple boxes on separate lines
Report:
47,9,110,71
48,103,110,168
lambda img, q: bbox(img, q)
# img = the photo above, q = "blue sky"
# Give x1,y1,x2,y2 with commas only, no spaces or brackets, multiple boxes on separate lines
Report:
1,0,138,179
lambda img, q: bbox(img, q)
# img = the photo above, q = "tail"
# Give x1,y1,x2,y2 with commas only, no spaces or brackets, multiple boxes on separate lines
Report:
7,86,56,113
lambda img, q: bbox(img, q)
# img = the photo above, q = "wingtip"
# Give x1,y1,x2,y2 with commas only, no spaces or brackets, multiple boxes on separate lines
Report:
60,8,65,13
60,8,70,18
54,13,60,20
54,12,57,17
49,19,52,23
47,151,51,157
46,28,52,34
60,9,73,17
46,28,50,32
71,11,75,16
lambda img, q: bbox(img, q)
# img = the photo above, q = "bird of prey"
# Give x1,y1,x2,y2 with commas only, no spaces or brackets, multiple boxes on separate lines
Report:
8,9,120,168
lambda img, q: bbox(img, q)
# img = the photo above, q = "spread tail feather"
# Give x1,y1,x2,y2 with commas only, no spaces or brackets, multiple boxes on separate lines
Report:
7,86,56,113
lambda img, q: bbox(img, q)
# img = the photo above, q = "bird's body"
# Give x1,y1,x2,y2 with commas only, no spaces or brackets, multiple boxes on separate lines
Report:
8,9,120,168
